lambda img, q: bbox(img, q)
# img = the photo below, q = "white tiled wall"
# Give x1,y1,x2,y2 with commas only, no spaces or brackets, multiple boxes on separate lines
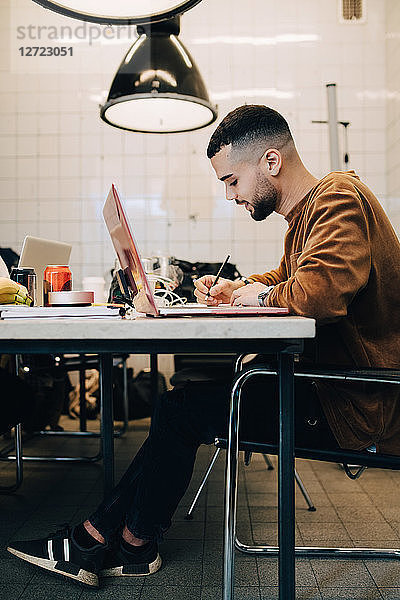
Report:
386,0,400,232
0,0,393,288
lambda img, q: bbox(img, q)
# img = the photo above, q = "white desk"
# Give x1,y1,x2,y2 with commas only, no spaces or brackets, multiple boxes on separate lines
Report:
0,315,314,345
0,314,315,600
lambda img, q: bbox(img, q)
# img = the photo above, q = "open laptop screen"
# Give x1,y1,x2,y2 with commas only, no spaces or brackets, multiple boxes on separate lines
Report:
103,185,159,316
19,236,72,306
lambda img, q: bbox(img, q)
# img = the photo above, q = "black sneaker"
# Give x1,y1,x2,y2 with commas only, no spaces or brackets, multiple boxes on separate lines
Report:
7,525,106,587
100,539,162,577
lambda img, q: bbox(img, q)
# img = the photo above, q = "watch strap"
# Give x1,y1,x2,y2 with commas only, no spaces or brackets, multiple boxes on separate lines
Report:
258,286,274,306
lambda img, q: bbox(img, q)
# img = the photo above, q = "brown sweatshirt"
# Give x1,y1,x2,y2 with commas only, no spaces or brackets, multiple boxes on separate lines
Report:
249,171,400,454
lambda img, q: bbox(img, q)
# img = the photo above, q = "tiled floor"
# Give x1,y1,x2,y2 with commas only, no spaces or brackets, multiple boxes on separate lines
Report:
1,417,400,600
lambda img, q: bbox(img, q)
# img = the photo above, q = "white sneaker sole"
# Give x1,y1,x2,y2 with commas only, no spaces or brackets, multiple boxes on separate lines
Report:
101,553,162,577
7,546,99,587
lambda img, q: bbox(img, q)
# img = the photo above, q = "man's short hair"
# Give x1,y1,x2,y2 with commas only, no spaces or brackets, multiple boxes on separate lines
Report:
207,105,293,160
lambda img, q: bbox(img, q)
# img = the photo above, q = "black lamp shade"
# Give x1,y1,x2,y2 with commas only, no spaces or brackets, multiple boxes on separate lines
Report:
100,22,217,133
31,0,203,25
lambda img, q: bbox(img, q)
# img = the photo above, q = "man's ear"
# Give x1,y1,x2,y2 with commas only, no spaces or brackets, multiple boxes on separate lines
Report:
260,149,282,177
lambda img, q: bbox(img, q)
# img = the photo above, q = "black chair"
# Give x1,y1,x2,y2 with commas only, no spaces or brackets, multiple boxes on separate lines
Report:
0,353,130,494
170,353,316,518
0,359,29,493
0,425,23,493
217,361,400,599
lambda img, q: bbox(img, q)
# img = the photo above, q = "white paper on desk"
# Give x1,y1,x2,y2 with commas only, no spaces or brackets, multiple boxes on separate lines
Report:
0,305,123,319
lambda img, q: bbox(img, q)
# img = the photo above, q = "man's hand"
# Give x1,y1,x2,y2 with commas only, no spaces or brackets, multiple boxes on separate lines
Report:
194,276,244,305
230,282,270,306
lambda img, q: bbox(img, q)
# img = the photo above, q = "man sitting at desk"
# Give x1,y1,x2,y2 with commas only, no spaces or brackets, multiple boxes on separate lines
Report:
8,105,400,588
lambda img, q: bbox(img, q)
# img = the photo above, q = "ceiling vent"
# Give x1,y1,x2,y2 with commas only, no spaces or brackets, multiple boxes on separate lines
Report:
339,0,366,23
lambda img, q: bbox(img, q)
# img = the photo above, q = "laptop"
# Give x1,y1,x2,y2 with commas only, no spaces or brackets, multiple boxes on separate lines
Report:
103,184,289,318
19,236,72,306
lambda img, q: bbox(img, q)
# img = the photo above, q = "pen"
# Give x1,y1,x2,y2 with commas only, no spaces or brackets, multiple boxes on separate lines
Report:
206,254,231,299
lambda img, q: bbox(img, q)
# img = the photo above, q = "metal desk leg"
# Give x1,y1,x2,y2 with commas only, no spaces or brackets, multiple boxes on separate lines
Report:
278,352,295,600
100,354,114,498
79,358,87,432
111,355,130,437
150,354,158,404
122,357,129,427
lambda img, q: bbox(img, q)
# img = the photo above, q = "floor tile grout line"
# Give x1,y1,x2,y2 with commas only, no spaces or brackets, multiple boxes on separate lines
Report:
296,461,343,598
16,578,33,600
136,577,146,599
308,460,342,516
299,461,397,597
243,458,264,594
338,474,400,546
246,456,325,597
363,559,391,599
6,424,400,598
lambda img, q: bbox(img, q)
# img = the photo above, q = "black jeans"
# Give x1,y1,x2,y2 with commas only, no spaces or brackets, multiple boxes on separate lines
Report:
89,374,339,542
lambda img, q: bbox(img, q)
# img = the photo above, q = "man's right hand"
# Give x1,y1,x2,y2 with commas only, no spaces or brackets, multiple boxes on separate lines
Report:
194,275,244,305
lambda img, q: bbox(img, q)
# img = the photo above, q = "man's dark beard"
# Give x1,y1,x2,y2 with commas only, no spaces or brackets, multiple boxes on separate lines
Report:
250,176,278,221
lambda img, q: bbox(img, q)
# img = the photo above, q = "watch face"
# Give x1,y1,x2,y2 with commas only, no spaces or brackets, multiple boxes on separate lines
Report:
258,287,273,306
258,291,267,306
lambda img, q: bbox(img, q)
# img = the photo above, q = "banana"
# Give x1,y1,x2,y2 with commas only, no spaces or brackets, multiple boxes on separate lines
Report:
18,293,33,306
0,294,25,305
0,292,17,301
0,277,29,296
0,297,32,306
0,277,32,305
0,277,20,294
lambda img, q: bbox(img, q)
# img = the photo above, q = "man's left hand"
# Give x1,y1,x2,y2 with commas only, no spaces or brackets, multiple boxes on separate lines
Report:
230,282,269,306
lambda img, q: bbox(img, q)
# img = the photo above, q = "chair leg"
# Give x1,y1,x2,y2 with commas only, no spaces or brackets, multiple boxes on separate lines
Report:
6,354,130,466
262,454,316,511
185,447,270,520
294,468,316,511
262,454,274,470
185,448,317,521
111,355,130,438
234,535,400,559
0,424,23,494
185,447,221,520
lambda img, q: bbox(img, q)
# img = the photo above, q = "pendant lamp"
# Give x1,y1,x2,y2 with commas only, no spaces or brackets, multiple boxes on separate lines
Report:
31,0,203,25
100,18,217,133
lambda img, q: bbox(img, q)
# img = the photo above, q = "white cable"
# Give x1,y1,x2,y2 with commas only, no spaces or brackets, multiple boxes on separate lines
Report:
147,273,177,291
154,288,187,307
145,274,187,307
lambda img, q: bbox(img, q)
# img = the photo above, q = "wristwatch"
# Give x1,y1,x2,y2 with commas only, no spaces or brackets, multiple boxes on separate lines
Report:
258,286,274,307
240,277,254,285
